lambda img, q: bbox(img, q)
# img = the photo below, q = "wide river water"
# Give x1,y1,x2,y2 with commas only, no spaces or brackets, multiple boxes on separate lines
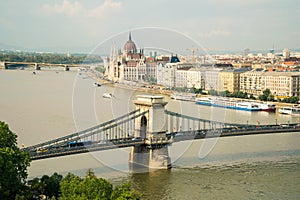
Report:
0,69,299,199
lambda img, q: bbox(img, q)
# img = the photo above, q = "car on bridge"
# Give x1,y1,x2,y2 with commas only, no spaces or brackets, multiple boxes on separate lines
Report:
67,140,93,148
36,147,48,153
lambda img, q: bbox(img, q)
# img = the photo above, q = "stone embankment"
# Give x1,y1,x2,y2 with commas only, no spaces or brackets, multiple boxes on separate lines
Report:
87,69,172,96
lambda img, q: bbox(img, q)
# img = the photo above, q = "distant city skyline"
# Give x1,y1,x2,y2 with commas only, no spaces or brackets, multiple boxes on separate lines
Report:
1,0,300,53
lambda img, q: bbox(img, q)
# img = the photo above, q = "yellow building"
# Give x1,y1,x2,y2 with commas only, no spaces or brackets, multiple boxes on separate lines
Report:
219,68,249,93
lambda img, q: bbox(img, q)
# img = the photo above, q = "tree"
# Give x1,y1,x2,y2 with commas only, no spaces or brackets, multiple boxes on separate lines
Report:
41,172,63,199
111,182,142,200
60,171,113,200
27,177,45,199
60,170,142,200
249,94,256,100
282,96,299,103
208,89,218,96
0,121,30,199
259,89,274,101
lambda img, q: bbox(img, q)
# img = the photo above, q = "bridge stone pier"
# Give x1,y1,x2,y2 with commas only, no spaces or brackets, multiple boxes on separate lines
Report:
130,95,171,170
64,65,69,71
34,63,41,70
0,61,7,69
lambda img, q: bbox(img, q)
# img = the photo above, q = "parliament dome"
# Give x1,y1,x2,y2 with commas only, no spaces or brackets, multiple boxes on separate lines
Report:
123,32,137,53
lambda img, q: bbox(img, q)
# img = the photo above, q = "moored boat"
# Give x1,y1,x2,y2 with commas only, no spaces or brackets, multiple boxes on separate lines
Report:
103,93,113,98
255,102,276,112
278,106,300,116
195,97,261,111
278,107,293,115
195,97,215,106
235,101,260,111
170,93,196,102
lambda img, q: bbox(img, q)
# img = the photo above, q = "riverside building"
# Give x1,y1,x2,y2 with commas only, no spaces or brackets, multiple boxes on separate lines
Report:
240,70,264,96
104,33,157,83
218,68,250,93
261,71,300,98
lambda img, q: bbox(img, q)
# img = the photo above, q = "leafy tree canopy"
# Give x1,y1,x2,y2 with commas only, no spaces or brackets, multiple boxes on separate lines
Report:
0,121,30,200
60,170,141,200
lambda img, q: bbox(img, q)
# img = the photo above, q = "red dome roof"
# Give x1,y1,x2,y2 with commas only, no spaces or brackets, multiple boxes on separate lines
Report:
123,32,137,53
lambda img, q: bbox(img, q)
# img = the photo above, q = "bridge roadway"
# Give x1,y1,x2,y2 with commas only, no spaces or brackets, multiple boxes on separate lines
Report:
26,123,300,161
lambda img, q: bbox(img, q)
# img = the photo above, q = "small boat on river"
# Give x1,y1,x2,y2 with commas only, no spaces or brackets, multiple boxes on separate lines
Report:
278,106,300,116
170,93,196,102
103,93,113,99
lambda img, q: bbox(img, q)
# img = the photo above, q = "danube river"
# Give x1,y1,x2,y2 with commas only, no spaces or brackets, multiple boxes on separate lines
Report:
0,69,300,199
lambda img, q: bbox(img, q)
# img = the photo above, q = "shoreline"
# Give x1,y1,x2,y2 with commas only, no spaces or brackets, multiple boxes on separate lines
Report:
87,69,172,96
88,69,298,110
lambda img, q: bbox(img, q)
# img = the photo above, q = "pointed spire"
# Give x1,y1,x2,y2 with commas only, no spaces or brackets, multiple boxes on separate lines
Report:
129,32,132,41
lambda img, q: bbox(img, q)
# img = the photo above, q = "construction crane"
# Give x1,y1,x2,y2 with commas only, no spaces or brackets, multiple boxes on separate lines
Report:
186,46,200,62
187,47,218,62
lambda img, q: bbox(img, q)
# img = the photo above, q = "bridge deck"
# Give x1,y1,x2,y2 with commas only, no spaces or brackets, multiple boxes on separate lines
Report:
27,124,300,161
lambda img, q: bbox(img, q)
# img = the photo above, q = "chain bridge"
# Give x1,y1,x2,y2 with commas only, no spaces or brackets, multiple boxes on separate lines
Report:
23,95,300,169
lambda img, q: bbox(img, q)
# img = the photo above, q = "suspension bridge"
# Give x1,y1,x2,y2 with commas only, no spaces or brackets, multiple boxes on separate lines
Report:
22,95,300,169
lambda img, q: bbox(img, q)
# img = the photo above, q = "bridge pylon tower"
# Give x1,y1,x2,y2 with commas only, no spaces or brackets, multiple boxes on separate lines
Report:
130,95,171,170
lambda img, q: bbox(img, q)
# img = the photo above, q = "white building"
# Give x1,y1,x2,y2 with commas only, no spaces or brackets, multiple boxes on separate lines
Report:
261,71,300,98
104,33,157,83
240,70,264,96
176,68,203,89
203,68,222,91
156,61,178,88
156,59,203,89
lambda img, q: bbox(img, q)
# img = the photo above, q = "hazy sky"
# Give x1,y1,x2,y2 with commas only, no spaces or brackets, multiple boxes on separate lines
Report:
1,0,299,53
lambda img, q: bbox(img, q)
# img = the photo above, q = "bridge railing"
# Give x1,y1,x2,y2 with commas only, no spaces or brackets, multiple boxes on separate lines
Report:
23,109,145,152
164,110,254,133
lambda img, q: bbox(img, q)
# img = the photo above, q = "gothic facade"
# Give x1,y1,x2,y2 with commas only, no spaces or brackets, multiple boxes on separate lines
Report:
104,33,157,83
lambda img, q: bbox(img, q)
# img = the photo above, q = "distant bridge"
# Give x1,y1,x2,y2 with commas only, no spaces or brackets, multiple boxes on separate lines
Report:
22,95,300,169
0,61,89,71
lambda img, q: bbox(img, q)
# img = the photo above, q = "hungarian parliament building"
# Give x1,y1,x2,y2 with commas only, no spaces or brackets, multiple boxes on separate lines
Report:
104,32,158,83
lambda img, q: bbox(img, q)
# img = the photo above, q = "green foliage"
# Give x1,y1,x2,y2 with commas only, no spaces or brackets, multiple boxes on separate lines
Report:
111,182,142,200
0,121,140,199
208,89,219,96
232,91,248,98
60,170,141,200
259,89,274,101
0,121,30,200
281,96,299,103
60,172,113,200
27,177,45,199
208,90,250,99
95,66,106,73
41,172,63,199
249,94,256,100
191,87,204,94
0,51,102,64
